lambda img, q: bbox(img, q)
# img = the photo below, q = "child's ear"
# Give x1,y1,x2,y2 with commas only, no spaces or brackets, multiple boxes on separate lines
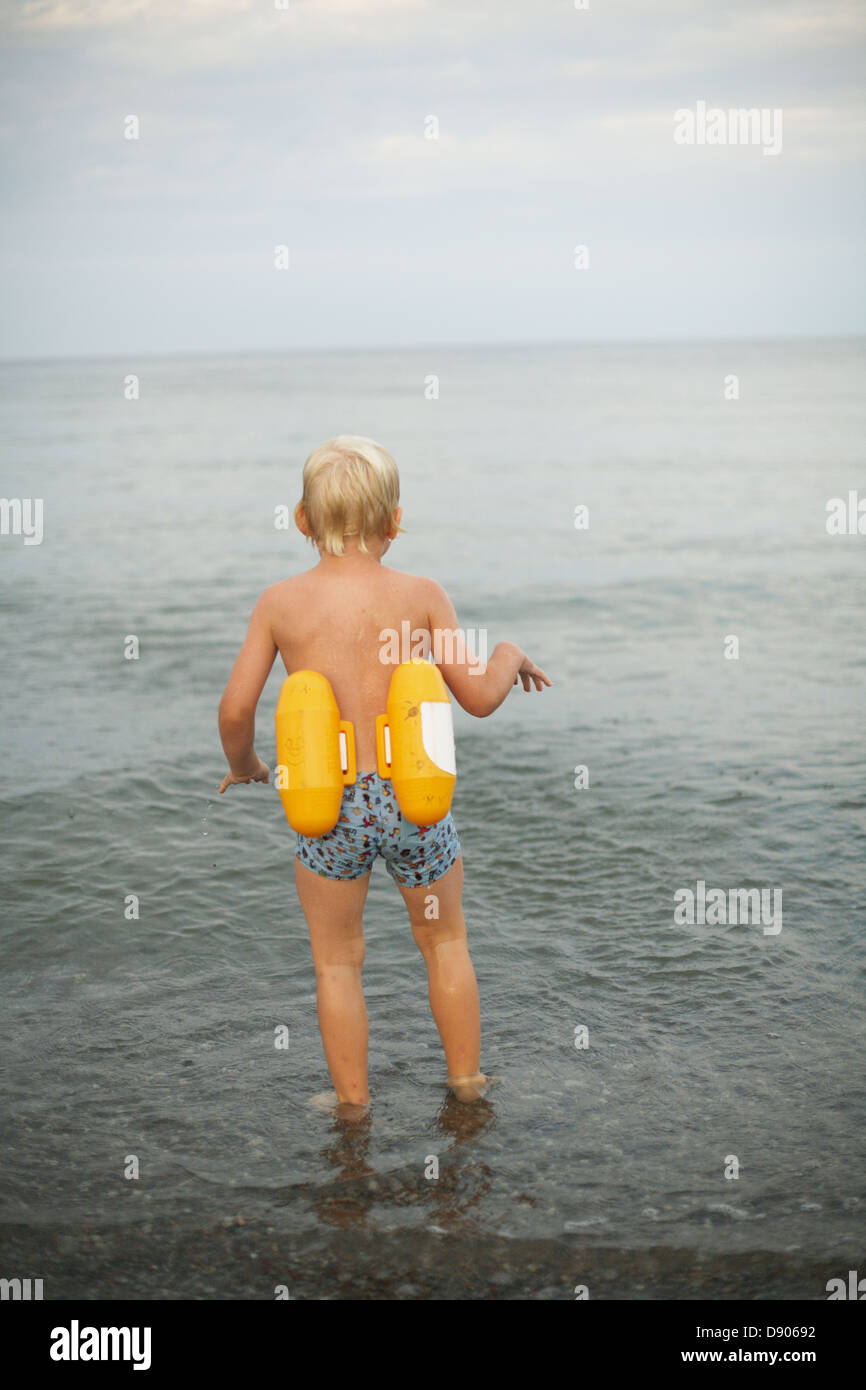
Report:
294,502,309,537
389,505,403,538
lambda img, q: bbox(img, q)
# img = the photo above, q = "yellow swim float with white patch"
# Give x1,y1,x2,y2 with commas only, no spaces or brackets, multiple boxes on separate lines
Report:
275,659,456,835
375,659,456,825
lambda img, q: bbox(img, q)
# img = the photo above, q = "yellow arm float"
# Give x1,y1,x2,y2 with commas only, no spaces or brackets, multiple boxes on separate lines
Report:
275,670,356,836
375,659,456,825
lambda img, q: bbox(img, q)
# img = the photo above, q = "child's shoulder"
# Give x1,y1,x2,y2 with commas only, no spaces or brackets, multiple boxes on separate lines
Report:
253,567,451,609
254,572,304,603
384,568,456,611
385,565,438,589
244,572,309,622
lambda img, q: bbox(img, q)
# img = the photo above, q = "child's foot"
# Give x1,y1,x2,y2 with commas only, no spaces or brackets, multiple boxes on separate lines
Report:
446,1072,491,1103
334,1099,370,1123
308,1089,370,1122
308,1089,340,1114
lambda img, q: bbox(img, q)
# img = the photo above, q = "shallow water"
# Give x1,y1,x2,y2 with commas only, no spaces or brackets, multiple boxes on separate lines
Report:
1,340,864,1297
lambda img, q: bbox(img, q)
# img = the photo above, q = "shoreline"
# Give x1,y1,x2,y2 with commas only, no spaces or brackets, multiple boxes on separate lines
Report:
0,1219,844,1301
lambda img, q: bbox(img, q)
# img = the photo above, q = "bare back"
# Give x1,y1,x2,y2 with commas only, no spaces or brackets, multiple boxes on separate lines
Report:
267,562,432,770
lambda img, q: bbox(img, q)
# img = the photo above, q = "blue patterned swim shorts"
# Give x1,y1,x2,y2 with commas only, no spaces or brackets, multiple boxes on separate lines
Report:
295,771,461,887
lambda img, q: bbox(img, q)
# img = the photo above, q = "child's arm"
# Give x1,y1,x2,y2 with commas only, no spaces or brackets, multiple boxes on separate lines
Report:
218,592,278,793
424,579,551,717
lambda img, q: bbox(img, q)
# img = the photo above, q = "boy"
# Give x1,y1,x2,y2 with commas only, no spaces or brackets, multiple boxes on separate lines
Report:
218,436,550,1113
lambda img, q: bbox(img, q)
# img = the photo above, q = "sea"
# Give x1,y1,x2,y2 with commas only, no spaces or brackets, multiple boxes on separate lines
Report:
1,339,864,1299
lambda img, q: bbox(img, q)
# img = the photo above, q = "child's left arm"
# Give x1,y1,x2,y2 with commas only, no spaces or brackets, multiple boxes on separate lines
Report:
218,592,278,793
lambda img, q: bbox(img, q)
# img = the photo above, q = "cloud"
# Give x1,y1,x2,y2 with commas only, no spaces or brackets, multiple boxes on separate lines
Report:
0,0,863,354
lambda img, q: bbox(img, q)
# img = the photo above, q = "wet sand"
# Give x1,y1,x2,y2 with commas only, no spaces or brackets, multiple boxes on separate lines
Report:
0,1218,840,1300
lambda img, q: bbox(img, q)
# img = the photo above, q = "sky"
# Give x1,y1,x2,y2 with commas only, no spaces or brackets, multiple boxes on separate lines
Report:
1,0,864,358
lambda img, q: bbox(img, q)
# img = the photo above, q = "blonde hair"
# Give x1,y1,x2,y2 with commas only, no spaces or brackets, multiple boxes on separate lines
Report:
296,435,405,557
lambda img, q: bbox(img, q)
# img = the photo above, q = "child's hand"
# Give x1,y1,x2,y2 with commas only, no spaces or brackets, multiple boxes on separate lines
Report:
218,756,270,794
514,654,552,692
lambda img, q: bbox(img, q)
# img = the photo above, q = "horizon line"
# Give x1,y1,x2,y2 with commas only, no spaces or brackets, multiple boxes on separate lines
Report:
1,330,864,368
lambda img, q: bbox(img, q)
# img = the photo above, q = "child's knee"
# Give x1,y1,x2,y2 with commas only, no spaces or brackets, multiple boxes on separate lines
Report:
313,939,366,974
411,915,466,958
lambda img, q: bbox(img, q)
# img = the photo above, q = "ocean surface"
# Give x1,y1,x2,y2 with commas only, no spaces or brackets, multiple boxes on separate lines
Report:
1,339,864,1300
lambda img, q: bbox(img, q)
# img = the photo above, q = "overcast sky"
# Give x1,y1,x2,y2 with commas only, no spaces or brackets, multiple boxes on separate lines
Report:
1,0,864,358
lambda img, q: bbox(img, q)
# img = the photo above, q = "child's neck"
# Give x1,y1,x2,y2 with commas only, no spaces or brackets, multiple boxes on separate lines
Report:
316,539,388,570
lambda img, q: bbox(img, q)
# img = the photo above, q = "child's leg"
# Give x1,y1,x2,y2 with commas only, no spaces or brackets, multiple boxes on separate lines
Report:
294,858,371,1108
396,853,485,1096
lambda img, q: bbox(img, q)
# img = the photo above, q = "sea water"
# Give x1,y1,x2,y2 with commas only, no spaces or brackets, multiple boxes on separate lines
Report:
1,340,863,1297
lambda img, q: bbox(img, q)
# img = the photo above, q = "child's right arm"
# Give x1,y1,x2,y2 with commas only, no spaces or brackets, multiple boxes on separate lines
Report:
424,579,551,717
